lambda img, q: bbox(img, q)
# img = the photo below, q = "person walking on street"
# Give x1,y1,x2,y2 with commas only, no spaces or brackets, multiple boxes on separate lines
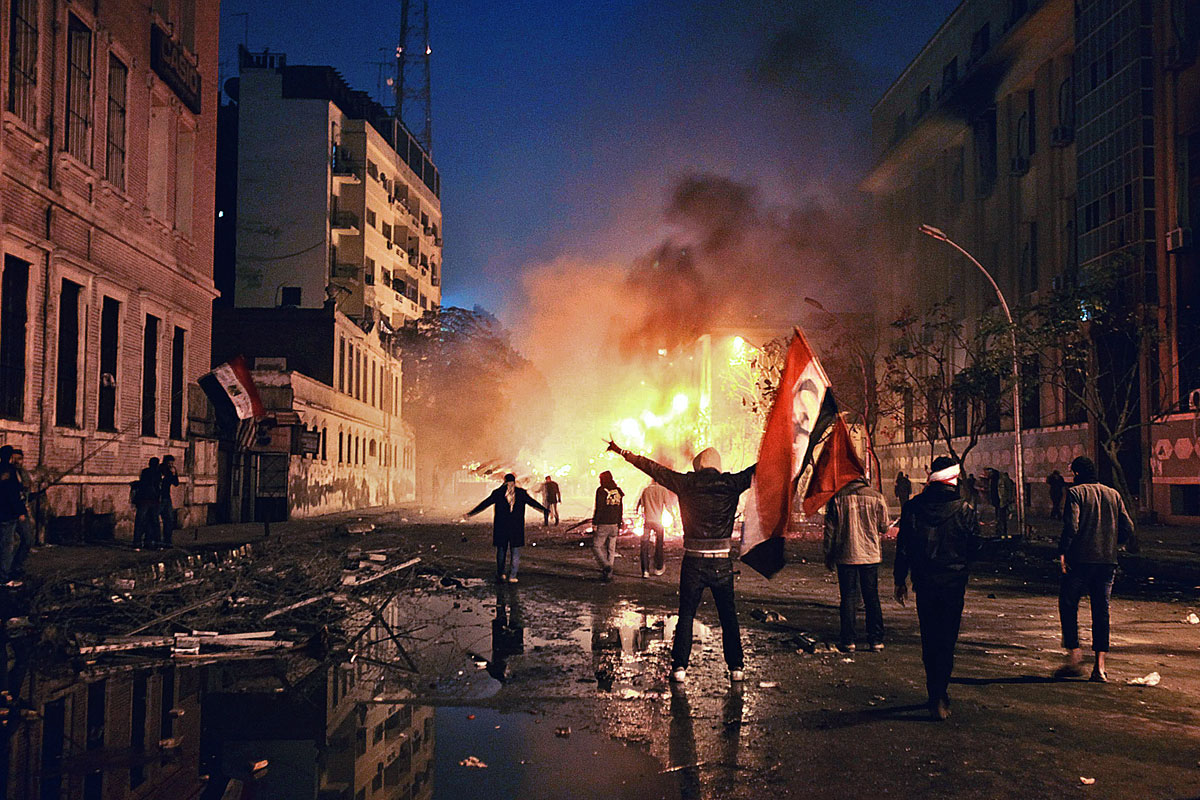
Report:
894,455,980,721
987,468,1001,522
824,476,891,653
996,470,1015,537
637,478,676,578
4,448,33,579
541,475,561,526
159,455,181,547
894,471,912,506
467,473,547,584
132,457,162,550
1055,456,1137,683
608,440,754,685
591,471,625,581
1047,469,1067,520
0,446,29,587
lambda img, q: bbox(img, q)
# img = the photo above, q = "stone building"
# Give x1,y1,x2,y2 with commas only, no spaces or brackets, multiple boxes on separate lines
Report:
0,0,221,538
864,0,1200,521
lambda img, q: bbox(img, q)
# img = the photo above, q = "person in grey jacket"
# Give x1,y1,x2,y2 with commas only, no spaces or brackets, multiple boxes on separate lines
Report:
824,477,890,652
1055,456,1137,683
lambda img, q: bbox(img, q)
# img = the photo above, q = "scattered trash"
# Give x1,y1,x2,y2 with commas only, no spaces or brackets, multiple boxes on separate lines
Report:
750,608,787,624
758,681,778,689
1127,672,1161,686
459,756,488,768
555,727,571,737
841,658,854,664
1186,613,1199,625
1079,777,1095,785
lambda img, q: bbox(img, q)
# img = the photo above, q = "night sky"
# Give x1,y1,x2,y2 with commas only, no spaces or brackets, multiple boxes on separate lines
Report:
218,0,962,317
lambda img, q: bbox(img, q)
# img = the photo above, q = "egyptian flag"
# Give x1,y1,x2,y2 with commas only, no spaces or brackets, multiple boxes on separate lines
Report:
200,356,265,437
741,328,838,578
802,416,866,515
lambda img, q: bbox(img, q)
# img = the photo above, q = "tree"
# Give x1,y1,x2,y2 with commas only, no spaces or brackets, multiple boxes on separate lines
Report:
883,298,1014,469
397,306,550,494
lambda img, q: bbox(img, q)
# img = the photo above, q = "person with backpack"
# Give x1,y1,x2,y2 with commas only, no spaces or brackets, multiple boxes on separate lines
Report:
592,471,625,581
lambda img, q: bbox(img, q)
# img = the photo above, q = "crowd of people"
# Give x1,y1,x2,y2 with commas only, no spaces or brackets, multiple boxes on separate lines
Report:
465,446,1139,722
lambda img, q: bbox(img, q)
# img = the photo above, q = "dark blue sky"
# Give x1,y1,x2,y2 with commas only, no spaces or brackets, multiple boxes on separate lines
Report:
219,1,961,315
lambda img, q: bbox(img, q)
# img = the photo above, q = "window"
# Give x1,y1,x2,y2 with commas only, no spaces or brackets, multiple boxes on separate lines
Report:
974,108,997,196
321,428,327,460
169,326,185,439
1025,90,1036,156
338,431,344,463
175,124,195,235
366,209,376,228
98,297,119,431
0,256,29,420
8,0,38,125
148,99,170,219
969,22,990,66
56,279,81,427
941,57,958,95
916,85,931,118
338,337,345,392
106,56,127,188
370,362,376,407
890,111,907,146
1057,78,1074,128
142,314,159,436
65,15,92,163
280,286,301,306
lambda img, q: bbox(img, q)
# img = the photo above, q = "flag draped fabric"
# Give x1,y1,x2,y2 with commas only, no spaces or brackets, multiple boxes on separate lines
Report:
741,328,836,579
802,416,866,515
200,356,264,438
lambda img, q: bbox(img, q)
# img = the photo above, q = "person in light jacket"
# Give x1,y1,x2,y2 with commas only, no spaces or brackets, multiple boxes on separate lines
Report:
824,476,891,653
467,473,547,584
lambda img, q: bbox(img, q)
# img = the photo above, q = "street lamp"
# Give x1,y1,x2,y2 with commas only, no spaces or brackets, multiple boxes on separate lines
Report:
803,296,881,491
918,224,1025,536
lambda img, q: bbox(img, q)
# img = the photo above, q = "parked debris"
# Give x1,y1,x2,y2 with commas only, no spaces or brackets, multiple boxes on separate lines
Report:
1127,672,1161,686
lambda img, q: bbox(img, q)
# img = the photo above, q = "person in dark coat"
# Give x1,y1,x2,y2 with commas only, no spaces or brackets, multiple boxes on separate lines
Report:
1046,469,1067,519
894,471,912,505
1055,456,1137,683
894,455,980,721
159,455,181,547
467,473,547,584
592,471,625,581
132,457,162,550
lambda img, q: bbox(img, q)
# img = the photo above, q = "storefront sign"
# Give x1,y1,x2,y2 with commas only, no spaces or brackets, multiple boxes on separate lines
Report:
151,24,201,114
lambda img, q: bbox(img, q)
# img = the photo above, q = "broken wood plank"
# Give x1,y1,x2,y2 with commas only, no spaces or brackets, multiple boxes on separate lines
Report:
343,557,421,587
263,593,335,620
76,637,173,655
123,591,227,636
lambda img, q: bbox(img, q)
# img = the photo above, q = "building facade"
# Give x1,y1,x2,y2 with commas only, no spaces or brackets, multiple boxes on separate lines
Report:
0,0,221,538
865,0,1200,521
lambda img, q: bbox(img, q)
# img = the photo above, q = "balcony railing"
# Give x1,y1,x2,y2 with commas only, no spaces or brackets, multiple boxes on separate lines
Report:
331,210,359,232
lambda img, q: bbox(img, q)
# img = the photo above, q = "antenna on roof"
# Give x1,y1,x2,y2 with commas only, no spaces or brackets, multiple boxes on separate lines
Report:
396,0,433,154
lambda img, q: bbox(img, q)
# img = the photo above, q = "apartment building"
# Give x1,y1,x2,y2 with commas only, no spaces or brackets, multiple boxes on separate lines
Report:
0,0,220,538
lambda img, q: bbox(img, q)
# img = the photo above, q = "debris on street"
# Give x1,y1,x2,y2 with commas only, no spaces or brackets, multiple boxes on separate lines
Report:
1127,672,1161,687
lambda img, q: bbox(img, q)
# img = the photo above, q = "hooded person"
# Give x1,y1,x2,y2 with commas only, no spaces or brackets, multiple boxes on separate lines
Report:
591,470,625,581
607,439,755,685
894,455,980,721
467,473,548,584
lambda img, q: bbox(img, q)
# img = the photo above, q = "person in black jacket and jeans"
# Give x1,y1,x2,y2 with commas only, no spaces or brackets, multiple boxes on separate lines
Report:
894,455,979,721
607,440,754,685
1055,456,1137,683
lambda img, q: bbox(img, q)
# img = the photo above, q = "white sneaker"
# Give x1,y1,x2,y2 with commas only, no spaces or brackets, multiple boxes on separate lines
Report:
507,576,519,584
653,568,665,576
729,669,745,683
642,570,650,578
670,667,686,683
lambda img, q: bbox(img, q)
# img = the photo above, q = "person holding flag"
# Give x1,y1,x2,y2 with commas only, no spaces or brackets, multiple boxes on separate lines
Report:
606,440,753,685
893,455,980,721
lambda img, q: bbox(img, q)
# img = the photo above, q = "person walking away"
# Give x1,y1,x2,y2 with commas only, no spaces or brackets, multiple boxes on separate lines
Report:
894,471,912,507
608,440,754,685
466,473,547,584
1055,456,1137,683
0,446,28,587
894,456,979,720
637,478,676,578
542,475,561,526
987,468,1001,523
995,470,1015,537
159,455,181,547
824,476,890,653
591,471,624,581
132,457,162,550
5,448,33,579
1047,469,1067,520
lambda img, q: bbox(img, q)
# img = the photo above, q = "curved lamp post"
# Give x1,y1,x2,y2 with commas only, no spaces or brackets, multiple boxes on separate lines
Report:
918,224,1024,536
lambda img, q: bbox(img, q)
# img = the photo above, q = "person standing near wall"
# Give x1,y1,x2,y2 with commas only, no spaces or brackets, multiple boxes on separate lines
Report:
132,457,162,551
159,455,181,548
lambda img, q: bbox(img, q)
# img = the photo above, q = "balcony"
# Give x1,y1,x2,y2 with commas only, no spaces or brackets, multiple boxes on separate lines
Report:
330,210,359,235
332,155,362,186
408,252,419,266
431,275,440,287
433,237,443,247
332,262,361,280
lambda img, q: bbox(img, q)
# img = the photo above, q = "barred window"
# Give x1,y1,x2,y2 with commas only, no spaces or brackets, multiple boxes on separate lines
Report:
106,55,127,188
65,15,92,163
7,0,38,125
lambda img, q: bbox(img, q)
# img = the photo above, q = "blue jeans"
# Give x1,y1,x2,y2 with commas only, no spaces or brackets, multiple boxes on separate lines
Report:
592,524,619,574
836,563,884,646
1060,563,1115,652
673,556,743,670
641,523,665,573
496,544,520,578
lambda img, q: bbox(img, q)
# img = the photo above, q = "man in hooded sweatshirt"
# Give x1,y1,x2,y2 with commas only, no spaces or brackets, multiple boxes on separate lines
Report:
592,471,624,581
894,455,980,721
607,439,754,685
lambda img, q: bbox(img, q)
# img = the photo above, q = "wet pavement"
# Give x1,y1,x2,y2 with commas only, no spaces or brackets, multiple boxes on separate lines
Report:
6,513,1200,798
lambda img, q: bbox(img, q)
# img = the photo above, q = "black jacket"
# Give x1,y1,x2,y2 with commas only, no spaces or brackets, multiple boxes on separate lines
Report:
469,485,547,548
621,452,754,543
593,486,624,525
1059,481,1136,565
133,467,161,507
0,466,27,522
895,482,979,588
160,466,180,505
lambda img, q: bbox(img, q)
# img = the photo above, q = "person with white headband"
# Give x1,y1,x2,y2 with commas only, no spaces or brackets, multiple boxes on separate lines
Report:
894,455,980,721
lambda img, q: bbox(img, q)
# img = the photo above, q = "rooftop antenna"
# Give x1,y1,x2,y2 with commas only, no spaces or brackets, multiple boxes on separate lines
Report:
396,0,433,153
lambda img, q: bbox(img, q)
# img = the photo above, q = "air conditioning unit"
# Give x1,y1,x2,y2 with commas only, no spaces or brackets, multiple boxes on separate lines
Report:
1010,156,1030,175
1166,227,1191,252
1050,125,1074,146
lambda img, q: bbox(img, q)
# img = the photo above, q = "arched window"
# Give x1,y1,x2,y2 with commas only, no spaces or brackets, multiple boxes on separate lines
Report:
338,431,344,463
369,439,377,458
321,427,328,461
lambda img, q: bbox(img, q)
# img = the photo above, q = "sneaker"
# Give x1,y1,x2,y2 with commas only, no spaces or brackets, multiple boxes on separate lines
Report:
836,643,856,654
507,576,519,584
930,696,951,721
497,573,508,583
869,642,885,652
642,570,650,579
654,568,665,576
670,667,687,683
729,669,745,683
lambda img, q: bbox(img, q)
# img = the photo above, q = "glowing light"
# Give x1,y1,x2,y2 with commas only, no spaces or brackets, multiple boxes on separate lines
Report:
671,393,689,414
657,348,667,357
662,509,675,528
425,45,432,55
